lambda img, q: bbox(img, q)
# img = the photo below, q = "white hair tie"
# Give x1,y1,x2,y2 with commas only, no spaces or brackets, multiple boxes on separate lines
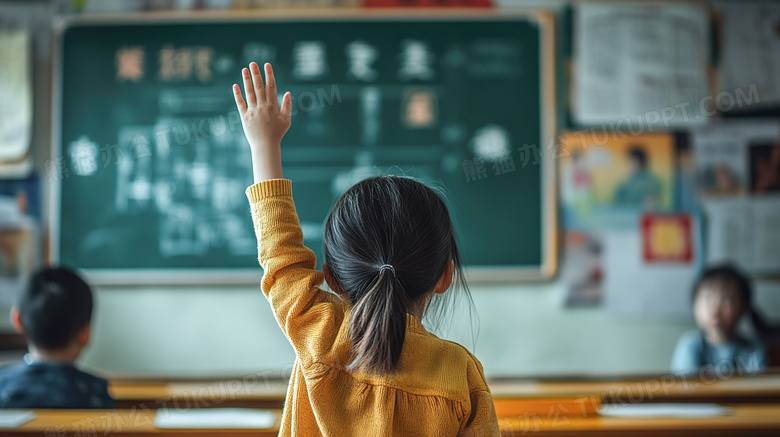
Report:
379,264,396,277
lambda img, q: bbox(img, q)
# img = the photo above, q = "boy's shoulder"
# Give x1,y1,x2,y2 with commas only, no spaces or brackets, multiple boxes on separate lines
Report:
0,360,28,381
0,359,113,409
0,359,107,382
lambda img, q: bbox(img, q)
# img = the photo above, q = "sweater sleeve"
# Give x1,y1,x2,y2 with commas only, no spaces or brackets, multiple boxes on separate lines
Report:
461,357,501,436
246,179,344,364
461,389,501,437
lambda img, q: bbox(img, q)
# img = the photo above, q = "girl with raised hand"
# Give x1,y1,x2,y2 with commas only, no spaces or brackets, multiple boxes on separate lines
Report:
233,62,500,436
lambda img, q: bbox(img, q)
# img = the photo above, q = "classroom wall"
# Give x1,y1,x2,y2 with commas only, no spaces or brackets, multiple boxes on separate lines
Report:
0,263,702,378
78,282,697,378
80,278,780,378
3,0,778,379
8,276,779,378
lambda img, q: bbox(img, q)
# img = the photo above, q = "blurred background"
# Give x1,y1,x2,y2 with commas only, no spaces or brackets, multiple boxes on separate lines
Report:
0,0,779,382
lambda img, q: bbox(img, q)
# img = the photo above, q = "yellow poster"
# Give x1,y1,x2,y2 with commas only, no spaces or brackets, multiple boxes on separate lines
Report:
558,132,675,228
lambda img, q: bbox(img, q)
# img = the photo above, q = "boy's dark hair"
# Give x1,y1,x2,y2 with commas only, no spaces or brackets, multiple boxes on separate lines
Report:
692,264,767,335
17,267,93,350
627,146,648,170
323,176,468,374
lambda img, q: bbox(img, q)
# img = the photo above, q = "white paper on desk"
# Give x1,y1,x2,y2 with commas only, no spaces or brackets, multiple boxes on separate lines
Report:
600,403,733,418
717,1,780,108
154,408,275,429
0,31,32,162
0,411,35,428
573,3,709,127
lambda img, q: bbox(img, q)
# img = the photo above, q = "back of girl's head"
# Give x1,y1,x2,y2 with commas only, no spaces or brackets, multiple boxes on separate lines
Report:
323,175,467,374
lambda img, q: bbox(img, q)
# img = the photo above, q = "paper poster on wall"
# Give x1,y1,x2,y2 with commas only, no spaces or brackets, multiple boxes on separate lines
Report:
559,132,675,229
0,175,40,308
604,213,701,321
693,121,780,274
717,0,780,109
641,214,694,264
750,141,780,194
0,31,32,165
572,2,710,127
704,198,780,274
674,140,699,210
562,231,603,307
692,122,780,197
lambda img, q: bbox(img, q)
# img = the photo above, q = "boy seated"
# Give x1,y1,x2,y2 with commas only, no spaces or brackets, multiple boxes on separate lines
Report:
0,267,114,408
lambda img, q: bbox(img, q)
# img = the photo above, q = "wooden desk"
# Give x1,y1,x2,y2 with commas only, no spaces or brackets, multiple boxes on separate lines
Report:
5,405,779,436
109,379,287,410
497,404,780,437
108,374,780,412
6,409,282,437
490,374,780,405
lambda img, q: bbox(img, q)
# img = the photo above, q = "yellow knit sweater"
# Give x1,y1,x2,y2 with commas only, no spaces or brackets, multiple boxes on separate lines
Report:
246,179,500,437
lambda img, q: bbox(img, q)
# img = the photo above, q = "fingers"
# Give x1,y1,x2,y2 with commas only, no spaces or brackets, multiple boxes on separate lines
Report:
232,84,247,114
264,63,278,107
242,62,281,111
249,62,266,104
242,68,257,107
280,92,292,117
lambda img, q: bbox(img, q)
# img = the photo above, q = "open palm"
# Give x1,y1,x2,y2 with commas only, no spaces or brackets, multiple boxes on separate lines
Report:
233,62,292,149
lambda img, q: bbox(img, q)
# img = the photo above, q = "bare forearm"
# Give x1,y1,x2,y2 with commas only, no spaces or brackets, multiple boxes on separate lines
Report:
251,144,283,183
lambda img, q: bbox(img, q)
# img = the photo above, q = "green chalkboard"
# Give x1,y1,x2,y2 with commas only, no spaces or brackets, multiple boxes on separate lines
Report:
52,12,557,284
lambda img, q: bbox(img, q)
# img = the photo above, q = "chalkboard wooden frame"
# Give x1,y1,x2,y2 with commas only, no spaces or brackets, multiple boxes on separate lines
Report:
50,10,557,285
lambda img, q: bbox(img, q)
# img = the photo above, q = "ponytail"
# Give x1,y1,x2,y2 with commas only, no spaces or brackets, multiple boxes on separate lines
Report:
323,176,472,375
348,269,409,374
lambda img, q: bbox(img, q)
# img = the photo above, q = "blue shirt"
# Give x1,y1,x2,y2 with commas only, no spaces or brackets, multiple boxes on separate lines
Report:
671,330,768,376
0,356,114,409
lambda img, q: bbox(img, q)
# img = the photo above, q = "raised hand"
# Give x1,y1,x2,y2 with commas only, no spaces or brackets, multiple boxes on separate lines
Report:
233,62,292,182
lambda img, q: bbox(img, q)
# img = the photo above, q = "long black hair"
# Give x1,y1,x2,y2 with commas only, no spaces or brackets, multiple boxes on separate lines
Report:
692,264,768,336
323,175,470,374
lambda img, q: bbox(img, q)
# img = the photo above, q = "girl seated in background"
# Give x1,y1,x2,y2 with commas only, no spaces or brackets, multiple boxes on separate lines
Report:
671,264,768,376
233,62,500,436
